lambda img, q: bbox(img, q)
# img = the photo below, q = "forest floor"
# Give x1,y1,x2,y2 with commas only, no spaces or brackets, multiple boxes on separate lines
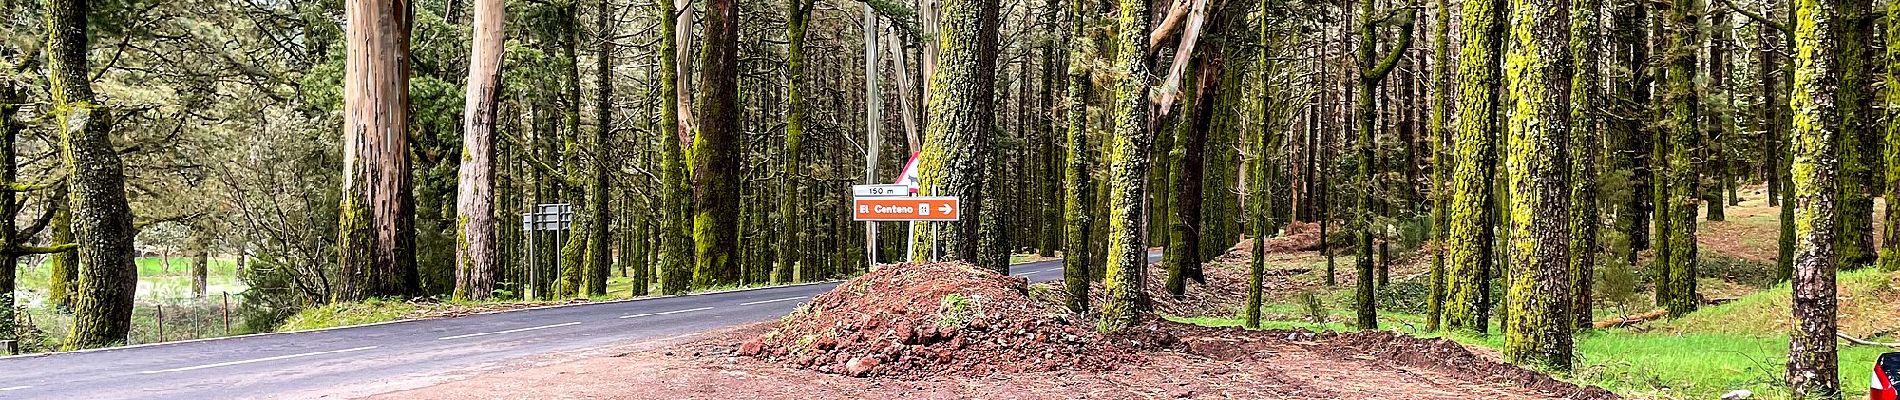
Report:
387,224,1613,400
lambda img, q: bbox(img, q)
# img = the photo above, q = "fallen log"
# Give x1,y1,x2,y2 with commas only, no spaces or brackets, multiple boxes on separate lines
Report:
1592,309,1668,329
1836,332,1900,348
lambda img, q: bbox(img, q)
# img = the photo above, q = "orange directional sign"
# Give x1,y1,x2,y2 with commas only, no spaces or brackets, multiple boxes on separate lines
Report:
853,196,961,221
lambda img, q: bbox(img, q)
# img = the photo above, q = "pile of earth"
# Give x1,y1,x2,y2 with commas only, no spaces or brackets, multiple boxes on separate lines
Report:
734,261,1163,378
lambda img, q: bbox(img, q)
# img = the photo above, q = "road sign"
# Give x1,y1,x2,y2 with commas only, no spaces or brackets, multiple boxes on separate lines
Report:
853,196,960,221
895,152,921,193
853,184,911,197
521,203,574,231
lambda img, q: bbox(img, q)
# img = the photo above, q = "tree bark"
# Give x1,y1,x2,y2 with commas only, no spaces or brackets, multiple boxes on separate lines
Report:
907,0,998,263
691,0,742,287
337,0,418,302
1567,0,1601,331
584,0,614,297
454,0,504,301
1658,0,1699,317
656,0,694,295
1443,0,1501,334
47,0,141,349
1061,1,1095,314
1501,0,1573,369
1787,0,1841,393
1098,0,1154,333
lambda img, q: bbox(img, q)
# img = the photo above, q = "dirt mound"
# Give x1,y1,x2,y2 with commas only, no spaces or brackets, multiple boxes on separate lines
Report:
735,262,1153,378
1313,330,1621,400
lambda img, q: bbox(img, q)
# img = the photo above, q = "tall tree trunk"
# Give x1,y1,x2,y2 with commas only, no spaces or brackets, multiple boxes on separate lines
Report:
1786,0,1841,393
1658,0,1699,317
1880,0,1900,272
48,198,74,312
1061,1,1094,313
1353,0,1415,331
1567,0,1600,331
656,0,693,295
454,0,504,301
1837,0,1875,271
1444,0,1501,334
1098,0,1154,333
585,0,614,297
1502,0,1573,369
1425,0,1451,332
778,0,814,283
337,0,419,302
1165,61,1211,298
47,0,140,349
691,0,741,287
907,0,999,263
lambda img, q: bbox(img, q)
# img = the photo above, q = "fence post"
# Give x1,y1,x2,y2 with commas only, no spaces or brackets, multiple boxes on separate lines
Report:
1,340,15,355
156,304,164,342
223,292,231,335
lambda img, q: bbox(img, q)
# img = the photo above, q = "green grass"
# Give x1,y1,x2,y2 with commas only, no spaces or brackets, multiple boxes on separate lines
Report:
276,298,422,332
1175,268,1896,400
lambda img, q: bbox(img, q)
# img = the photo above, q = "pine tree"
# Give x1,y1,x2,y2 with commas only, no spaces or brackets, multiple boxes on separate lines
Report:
1501,0,1573,369
1443,0,1502,334
1655,0,1699,317
690,0,742,287
1880,0,1900,273
1098,0,1154,333
1061,1,1095,313
1786,0,1841,394
1352,0,1415,331
656,0,694,295
1567,0,1601,330
1425,0,1451,332
908,0,999,264
1836,0,1875,271
47,0,142,349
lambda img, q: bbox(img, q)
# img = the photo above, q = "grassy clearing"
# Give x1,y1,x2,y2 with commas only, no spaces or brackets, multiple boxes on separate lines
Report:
277,299,422,332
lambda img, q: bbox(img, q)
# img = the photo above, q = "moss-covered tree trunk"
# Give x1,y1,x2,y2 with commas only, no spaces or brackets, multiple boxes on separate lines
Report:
1657,0,1699,317
1501,0,1573,369
1244,1,1274,329
1097,0,1153,333
908,0,999,264
47,0,140,349
691,0,741,287
656,0,694,295
1352,0,1415,331
776,0,814,283
454,0,504,301
1443,0,1501,334
1425,0,1451,333
337,0,419,302
1061,2,1094,313
1567,0,1600,331
1165,61,1210,299
583,0,614,297
1703,10,1729,223
49,198,74,311
1836,0,1875,271
1786,0,1841,393
1880,0,1900,273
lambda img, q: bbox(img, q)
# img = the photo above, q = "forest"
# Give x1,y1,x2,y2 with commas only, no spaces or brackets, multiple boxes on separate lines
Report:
0,0,1893,397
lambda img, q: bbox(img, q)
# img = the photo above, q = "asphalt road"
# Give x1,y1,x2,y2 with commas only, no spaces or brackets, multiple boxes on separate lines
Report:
0,254,1157,399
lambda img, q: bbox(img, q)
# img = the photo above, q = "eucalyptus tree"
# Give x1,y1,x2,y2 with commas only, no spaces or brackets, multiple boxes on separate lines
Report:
337,0,419,301
455,0,506,301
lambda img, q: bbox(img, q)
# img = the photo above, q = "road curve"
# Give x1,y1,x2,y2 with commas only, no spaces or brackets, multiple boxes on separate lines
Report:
0,254,1156,399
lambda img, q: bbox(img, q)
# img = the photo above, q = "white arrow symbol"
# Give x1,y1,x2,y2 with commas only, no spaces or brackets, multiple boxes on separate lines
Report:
937,204,953,214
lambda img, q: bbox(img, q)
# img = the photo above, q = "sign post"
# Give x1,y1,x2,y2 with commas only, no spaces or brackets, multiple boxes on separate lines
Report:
852,196,962,221
520,203,573,300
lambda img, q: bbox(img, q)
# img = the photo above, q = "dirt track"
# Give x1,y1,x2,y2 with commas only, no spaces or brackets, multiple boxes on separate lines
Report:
378,322,1612,400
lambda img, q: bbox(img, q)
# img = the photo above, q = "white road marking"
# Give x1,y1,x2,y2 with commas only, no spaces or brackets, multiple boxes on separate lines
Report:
437,322,582,340
139,346,378,374
621,306,713,319
739,297,804,306
0,386,30,391
657,307,714,315
1035,268,1061,273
